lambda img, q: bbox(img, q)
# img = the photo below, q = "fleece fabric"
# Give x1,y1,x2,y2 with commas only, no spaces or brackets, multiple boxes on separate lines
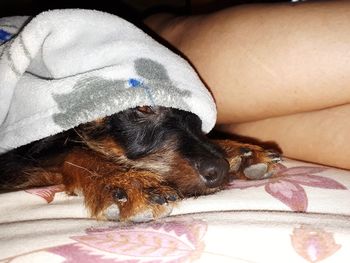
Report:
0,9,216,153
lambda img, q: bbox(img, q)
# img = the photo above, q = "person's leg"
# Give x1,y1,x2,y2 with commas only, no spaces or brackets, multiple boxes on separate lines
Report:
145,0,350,124
144,0,350,169
219,104,350,169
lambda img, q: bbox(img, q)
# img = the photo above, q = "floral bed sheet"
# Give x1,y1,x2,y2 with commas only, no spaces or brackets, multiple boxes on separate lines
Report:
1,158,350,263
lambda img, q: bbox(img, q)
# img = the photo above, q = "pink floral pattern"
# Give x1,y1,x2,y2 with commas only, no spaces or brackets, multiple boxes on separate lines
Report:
2,160,350,263
25,184,65,203
47,218,207,263
228,164,348,211
291,225,341,262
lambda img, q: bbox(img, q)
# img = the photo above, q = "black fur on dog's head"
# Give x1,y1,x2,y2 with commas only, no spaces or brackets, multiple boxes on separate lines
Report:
86,106,230,196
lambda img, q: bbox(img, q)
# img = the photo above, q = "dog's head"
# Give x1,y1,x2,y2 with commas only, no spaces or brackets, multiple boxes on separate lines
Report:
83,106,230,196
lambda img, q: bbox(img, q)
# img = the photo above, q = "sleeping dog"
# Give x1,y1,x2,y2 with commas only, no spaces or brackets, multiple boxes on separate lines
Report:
0,10,281,222
0,105,281,222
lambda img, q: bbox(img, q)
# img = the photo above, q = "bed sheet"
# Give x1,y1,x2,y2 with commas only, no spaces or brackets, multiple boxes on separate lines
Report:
1,158,350,263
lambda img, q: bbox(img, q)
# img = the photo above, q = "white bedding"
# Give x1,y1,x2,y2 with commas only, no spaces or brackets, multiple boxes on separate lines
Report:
1,158,350,263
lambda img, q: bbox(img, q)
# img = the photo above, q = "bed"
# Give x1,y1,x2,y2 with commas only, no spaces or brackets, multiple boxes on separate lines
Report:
1,157,350,263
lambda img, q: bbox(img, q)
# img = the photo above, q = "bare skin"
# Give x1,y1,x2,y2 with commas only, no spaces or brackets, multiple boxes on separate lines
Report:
145,0,350,170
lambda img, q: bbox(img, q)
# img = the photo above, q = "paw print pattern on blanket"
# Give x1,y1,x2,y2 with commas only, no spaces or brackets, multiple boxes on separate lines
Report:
52,58,192,129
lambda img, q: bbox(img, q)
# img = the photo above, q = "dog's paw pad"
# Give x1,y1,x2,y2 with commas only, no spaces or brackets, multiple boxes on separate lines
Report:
243,163,269,179
104,204,120,221
129,209,154,223
229,146,281,180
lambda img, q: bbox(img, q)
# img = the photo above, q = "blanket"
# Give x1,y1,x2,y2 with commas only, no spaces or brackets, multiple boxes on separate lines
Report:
0,9,216,153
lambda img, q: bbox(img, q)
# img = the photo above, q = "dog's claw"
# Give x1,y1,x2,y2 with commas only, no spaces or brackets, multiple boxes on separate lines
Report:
147,187,178,205
151,194,167,205
166,193,178,202
239,147,253,156
229,156,242,173
113,188,128,202
267,150,282,163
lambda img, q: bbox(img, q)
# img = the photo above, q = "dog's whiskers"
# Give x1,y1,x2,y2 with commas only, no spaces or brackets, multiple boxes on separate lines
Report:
64,161,100,179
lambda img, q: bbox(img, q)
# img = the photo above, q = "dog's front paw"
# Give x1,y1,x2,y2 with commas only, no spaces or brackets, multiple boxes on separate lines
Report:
61,149,179,222
215,140,282,180
238,148,281,179
103,185,178,222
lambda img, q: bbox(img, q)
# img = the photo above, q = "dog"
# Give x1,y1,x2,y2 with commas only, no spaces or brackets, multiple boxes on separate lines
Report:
0,105,281,222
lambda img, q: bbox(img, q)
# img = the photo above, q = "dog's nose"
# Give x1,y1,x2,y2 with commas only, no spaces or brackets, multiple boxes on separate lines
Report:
198,159,229,188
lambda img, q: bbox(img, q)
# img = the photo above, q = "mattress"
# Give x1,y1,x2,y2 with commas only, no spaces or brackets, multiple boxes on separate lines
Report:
1,158,350,263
